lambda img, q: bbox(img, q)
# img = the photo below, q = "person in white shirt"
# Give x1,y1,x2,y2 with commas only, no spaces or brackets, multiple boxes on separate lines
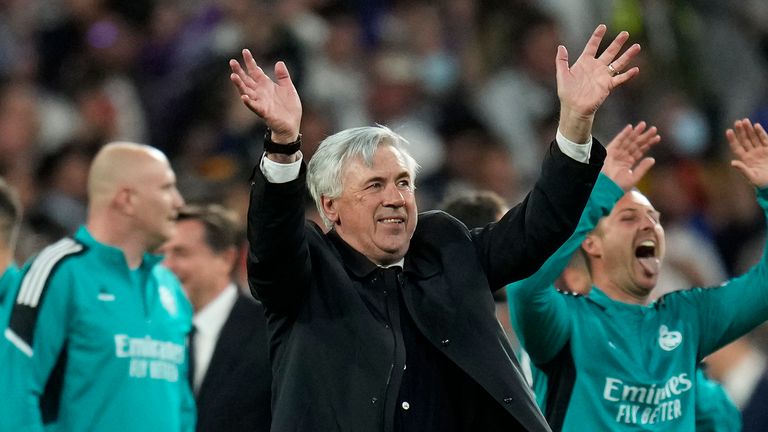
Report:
160,204,271,432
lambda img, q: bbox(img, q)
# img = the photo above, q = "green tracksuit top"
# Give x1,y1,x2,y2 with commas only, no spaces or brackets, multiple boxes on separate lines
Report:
2,227,195,432
0,263,19,306
507,173,765,431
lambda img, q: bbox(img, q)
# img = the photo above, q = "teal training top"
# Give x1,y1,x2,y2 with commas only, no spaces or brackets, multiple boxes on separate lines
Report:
1,227,195,432
0,263,19,306
694,368,741,432
507,173,765,431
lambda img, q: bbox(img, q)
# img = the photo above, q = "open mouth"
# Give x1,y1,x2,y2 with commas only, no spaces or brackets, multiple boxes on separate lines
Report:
635,240,656,258
635,240,659,276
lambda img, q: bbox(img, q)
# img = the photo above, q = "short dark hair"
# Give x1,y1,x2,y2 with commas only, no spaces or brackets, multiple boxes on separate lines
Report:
176,204,242,253
0,177,21,248
440,190,508,229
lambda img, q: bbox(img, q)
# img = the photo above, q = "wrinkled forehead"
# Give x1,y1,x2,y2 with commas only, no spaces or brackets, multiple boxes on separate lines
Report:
343,144,411,174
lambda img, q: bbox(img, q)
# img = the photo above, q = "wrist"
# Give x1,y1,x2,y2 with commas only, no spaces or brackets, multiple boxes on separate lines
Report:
558,110,594,144
265,128,302,155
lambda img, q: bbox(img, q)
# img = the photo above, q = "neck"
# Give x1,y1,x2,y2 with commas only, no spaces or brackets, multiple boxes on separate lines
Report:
592,274,652,305
0,248,12,273
191,279,232,312
87,214,147,269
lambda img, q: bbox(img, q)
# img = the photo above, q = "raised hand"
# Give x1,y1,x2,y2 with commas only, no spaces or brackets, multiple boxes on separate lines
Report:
557,25,641,143
726,118,768,188
601,121,660,191
229,49,302,143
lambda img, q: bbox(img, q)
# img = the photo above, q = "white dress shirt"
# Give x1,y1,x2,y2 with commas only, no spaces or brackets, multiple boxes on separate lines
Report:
191,283,238,393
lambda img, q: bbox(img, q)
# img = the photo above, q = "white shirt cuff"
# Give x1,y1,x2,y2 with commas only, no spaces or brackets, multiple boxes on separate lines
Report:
260,151,303,183
556,129,592,163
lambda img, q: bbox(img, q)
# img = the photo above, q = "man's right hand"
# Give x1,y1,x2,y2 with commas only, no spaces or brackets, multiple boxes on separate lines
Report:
229,49,302,144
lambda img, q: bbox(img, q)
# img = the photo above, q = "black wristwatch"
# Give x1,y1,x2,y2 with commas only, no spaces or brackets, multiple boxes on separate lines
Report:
264,128,302,155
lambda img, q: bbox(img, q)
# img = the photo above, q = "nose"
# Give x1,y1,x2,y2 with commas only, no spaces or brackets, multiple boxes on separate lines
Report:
173,188,185,208
383,183,405,207
640,214,657,230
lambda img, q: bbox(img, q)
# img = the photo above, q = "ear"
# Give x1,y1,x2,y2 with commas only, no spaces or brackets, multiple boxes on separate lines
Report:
220,246,239,273
321,196,340,225
114,187,135,215
581,235,602,258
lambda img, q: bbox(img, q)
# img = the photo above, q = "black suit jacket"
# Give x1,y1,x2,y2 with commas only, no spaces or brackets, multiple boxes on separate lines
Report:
195,292,271,432
248,141,605,432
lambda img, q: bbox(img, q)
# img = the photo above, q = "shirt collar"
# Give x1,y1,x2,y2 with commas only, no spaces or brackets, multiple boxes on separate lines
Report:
75,226,162,270
193,283,238,334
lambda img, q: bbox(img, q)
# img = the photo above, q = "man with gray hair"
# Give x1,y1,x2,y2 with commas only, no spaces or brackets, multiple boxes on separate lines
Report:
231,24,654,431
2,142,195,431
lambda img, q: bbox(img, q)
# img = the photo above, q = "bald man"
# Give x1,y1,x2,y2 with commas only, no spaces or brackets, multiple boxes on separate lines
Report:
1,143,195,431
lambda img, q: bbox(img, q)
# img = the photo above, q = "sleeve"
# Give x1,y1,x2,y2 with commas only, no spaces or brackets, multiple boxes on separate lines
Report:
507,173,624,364
694,367,742,432
247,162,313,316
473,139,606,290
681,187,768,358
3,244,80,431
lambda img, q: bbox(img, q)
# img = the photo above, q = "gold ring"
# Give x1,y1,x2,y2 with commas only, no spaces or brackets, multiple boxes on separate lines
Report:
608,64,618,77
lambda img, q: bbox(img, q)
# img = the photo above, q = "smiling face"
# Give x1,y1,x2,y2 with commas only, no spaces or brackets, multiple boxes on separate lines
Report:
583,190,666,304
321,145,417,265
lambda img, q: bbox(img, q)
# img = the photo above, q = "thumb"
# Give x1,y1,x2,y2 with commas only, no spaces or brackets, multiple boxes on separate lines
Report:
274,61,293,86
630,157,656,187
555,45,569,83
731,160,755,185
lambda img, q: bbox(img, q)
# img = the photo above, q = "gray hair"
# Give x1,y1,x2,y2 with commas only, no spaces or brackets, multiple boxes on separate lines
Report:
307,125,420,229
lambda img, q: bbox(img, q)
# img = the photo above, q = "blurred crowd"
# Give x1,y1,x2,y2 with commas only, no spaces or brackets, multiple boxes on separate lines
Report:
3,0,768,341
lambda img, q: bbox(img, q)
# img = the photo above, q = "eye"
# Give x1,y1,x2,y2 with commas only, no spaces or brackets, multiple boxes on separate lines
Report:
366,182,382,190
397,179,412,189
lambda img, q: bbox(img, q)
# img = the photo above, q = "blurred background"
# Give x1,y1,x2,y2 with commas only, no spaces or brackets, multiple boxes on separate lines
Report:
2,0,768,293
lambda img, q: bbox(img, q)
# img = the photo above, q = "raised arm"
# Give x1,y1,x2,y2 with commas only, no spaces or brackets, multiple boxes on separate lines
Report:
508,122,659,365
693,119,768,356
557,25,641,143
230,51,311,314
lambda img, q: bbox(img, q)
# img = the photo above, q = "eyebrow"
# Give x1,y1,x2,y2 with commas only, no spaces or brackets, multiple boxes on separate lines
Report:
619,207,660,219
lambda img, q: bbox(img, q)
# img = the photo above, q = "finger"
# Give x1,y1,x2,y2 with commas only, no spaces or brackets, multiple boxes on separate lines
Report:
756,123,768,147
606,43,641,72
631,157,656,181
735,119,756,150
726,127,747,156
744,118,761,149
229,72,249,96
611,66,640,87
608,124,633,147
243,49,262,77
580,25,607,59
598,31,629,64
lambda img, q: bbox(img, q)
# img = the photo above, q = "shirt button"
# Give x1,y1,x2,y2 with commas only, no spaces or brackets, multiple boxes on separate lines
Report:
371,397,378,405
440,339,451,347
401,401,410,410
503,397,513,404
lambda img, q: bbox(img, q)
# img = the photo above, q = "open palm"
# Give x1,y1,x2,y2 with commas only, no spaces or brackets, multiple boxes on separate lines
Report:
229,49,302,141
601,121,660,191
727,119,768,188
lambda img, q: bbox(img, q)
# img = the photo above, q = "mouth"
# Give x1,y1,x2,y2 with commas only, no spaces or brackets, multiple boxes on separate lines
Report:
377,216,405,224
635,239,660,276
635,240,656,258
